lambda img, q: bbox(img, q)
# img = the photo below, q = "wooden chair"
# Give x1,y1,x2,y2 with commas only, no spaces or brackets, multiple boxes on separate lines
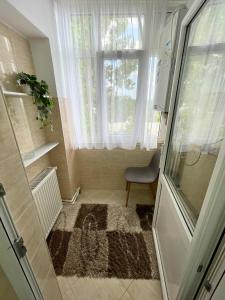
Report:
124,150,161,207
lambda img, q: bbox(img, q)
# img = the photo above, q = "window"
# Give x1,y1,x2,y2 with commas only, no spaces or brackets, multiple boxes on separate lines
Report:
72,15,147,143
55,0,163,149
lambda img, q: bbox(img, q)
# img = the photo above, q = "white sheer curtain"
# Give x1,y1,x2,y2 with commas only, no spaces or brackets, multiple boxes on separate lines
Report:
54,0,165,149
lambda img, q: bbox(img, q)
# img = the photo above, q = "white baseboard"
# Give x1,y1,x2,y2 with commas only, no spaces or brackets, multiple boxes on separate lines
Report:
153,227,169,300
63,187,80,204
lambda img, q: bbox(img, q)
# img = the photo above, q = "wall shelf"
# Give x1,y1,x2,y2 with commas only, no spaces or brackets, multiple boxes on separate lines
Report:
2,89,58,168
3,90,29,97
23,143,59,167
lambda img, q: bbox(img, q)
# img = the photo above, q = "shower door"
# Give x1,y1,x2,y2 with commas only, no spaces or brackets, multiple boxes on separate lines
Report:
153,0,225,299
0,184,42,300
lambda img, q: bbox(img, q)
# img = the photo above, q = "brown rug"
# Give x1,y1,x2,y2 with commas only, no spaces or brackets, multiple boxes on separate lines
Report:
47,203,159,280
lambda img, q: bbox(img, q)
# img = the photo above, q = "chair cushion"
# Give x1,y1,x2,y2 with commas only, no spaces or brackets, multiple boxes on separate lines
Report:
124,166,157,183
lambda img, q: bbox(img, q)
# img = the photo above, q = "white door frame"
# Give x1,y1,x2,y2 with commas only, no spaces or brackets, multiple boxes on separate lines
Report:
197,231,225,299
153,0,225,299
0,184,43,300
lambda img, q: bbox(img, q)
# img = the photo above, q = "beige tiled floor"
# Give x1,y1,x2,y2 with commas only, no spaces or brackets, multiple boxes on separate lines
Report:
58,276,162,300
57,189,163,300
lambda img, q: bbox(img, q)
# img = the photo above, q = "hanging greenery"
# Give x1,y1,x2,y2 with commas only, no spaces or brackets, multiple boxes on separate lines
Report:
16,72,54,129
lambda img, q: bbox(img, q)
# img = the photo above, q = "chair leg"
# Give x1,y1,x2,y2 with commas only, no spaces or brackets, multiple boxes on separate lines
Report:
126,181,128,191
126,182,131,207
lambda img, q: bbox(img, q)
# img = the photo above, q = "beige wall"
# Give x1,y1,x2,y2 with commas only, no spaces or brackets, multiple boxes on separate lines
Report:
77,149,155,190
57,97,81,194
0,21,77,200
0,22,51,181
0,266,19,300
0,20,63,299
45,97,77,199
0,89,62,299
179,151,217,215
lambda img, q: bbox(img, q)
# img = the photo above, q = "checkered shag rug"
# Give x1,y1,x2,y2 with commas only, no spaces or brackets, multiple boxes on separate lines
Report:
47,203,159,280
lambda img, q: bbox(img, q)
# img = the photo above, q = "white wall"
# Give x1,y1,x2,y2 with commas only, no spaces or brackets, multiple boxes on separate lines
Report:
0,1,44,37
30,38,57,96
5,0,55,38
2,0,63,99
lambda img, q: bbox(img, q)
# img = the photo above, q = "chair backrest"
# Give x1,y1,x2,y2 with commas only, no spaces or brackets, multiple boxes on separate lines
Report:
149,149,161,175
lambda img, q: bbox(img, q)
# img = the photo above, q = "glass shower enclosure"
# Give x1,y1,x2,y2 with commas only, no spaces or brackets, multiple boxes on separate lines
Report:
165,0,225,230
153,0,225,299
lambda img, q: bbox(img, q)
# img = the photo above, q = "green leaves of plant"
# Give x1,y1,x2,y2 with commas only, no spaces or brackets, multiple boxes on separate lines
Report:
16,72,54,130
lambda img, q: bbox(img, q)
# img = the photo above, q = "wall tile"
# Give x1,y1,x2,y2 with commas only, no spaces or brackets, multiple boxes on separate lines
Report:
78,149,155,190
0,22,61,300
0,266,19,300
42,266,63,300
0,22,50,182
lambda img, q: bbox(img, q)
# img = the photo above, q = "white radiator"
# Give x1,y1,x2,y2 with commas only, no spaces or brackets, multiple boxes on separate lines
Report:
31,167,62,239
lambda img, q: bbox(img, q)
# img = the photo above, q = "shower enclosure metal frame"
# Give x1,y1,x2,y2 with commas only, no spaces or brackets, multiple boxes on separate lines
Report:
0,183,43,300
153,0,225,299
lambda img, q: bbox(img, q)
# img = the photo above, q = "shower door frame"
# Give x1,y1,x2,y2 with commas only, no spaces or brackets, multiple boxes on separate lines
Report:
153,0,225,299
0,185,43,300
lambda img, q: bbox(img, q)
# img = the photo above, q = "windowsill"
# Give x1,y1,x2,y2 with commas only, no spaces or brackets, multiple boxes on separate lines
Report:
76,142,161,151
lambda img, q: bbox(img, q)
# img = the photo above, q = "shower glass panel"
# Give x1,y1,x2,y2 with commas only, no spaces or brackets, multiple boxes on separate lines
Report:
165,0,225,227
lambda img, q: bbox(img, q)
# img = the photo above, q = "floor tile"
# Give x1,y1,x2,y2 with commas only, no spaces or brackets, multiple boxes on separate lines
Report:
70,278,127,300
57,276,78,300
126,280,163,300
119,279,133,290
121,291,133,300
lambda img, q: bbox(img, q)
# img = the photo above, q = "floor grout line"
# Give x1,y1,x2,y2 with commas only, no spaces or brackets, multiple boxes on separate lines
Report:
119,280,134,299
118,288,128,300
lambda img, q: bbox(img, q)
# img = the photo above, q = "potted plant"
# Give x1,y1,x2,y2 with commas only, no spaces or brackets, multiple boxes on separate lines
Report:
16,72,54,129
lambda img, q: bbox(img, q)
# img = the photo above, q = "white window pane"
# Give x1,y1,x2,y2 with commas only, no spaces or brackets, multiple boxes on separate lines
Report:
101,16,143,50
104,59,139,135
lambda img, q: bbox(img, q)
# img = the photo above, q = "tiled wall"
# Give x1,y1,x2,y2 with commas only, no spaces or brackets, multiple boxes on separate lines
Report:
0,21,76,200
0,22,51,181
0,21,62,299
179,151,217,214
0,90,62,299
0,266,19,300
57,97,81,195
77,149,156,190
45,98,77,199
